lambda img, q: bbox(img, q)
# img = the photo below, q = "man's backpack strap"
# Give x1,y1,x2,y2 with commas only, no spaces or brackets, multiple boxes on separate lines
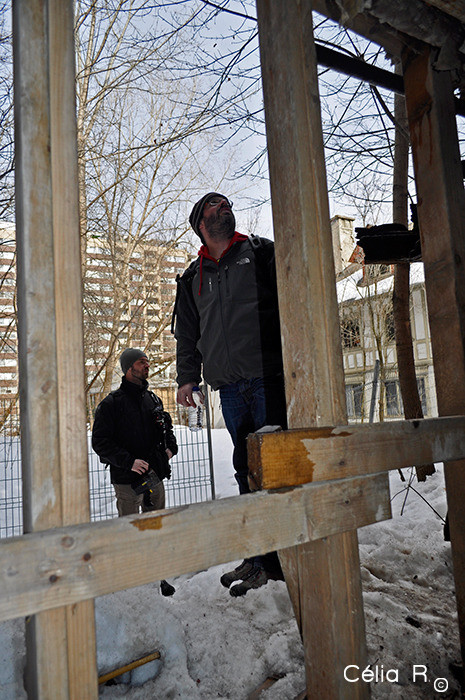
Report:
147,390,164,412
104,389,120,414
249,235,276,285
171,260,197,334
249,233,264,251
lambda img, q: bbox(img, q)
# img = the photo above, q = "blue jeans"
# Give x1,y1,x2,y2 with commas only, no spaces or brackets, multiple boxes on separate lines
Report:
220,375,287,577
219,376,287,494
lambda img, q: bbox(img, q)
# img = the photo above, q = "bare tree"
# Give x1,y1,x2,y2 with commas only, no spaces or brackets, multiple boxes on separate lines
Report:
169,3,403,217
0,2,238,413
74,1,199,246
0,1,14,221
81,83,219,393
73,3,232,393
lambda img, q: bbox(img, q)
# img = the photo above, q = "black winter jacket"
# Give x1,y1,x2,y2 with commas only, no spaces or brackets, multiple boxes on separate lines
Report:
174,235,283,390
91,377,178,485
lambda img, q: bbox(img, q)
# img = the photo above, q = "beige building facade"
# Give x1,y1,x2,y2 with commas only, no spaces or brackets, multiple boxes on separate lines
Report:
332,214,437,423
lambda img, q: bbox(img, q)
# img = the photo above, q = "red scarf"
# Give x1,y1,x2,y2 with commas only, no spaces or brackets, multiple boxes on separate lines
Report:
197,232,248,295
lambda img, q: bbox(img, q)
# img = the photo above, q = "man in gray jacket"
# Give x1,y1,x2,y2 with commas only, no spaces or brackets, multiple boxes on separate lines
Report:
174,192,287,596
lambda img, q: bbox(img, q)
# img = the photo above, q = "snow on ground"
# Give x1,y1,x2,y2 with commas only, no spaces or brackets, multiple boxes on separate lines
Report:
0,429,461,699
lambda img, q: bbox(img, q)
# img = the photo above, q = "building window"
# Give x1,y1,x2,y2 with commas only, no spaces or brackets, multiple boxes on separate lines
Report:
384,310,395,343
341,319,361,348
346,383,363,418
417,376,428,416
384,378,427,417
384,380,402,416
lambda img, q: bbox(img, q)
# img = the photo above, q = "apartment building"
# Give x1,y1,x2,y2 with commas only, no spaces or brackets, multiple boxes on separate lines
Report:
84,235,190,391
0,222,16,400
0,222,190,399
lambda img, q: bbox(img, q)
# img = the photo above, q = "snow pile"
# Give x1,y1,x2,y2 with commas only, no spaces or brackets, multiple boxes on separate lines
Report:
0,430,460,699
359,468,459,698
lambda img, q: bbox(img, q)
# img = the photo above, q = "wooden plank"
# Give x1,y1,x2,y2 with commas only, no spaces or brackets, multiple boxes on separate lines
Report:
403,44,465,670
49,1,97,694
13,2,70,695
50,0,91,528
297,535,366,696
248,416,465,490
257,3,347,426
13,1,96,696
257,2,372,697
14,0,60,534
0,475,391,624
24,609,68,699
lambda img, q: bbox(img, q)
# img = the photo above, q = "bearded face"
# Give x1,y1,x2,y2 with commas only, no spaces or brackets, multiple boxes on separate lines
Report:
201,199,236,240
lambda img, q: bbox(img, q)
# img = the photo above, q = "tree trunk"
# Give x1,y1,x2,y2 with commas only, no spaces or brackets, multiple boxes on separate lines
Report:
392,65,435,481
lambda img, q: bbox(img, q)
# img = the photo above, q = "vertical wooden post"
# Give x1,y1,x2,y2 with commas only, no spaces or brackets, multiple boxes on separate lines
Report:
13,1,97,697
257,1,370,696
403,46,465,666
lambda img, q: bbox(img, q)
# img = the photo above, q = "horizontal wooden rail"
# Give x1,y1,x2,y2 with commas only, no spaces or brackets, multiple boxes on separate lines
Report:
248,416,465,489
0,473,389,623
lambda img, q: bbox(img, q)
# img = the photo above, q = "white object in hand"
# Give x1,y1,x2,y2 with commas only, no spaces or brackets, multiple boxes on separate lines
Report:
188,386,203,431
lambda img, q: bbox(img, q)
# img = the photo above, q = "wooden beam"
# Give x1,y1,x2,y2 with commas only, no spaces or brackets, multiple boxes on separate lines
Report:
403,44,465,669
248,416,465,490
315,44,404,94
422,0,465,23
316,40,465,119
257,2,374,696
0,476,391,624
312,0,423,59
367,0,464,54
12,1,96,697
312,0,465,74
48,6,97,694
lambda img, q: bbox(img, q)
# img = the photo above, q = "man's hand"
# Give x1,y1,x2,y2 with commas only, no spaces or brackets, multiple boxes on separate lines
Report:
177,382,204,407
165,448,173,459
131,458,149,474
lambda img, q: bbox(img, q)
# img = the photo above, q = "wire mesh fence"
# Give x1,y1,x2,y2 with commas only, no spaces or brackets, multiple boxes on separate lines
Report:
0,387,214,539
0,415,22,538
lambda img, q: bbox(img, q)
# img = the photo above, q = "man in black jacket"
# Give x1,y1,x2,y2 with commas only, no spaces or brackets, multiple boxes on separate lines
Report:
92,348,178,595
174,193,287,596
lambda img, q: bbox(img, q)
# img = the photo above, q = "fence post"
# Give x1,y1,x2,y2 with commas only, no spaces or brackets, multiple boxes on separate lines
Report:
203,385,216,500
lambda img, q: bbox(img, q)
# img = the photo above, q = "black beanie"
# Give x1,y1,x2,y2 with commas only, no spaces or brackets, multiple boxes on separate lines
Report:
120,348,148,374
189,192,226,239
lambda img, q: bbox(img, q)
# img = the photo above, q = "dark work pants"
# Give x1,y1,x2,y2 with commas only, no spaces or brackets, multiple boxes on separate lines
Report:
112,476,165,516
